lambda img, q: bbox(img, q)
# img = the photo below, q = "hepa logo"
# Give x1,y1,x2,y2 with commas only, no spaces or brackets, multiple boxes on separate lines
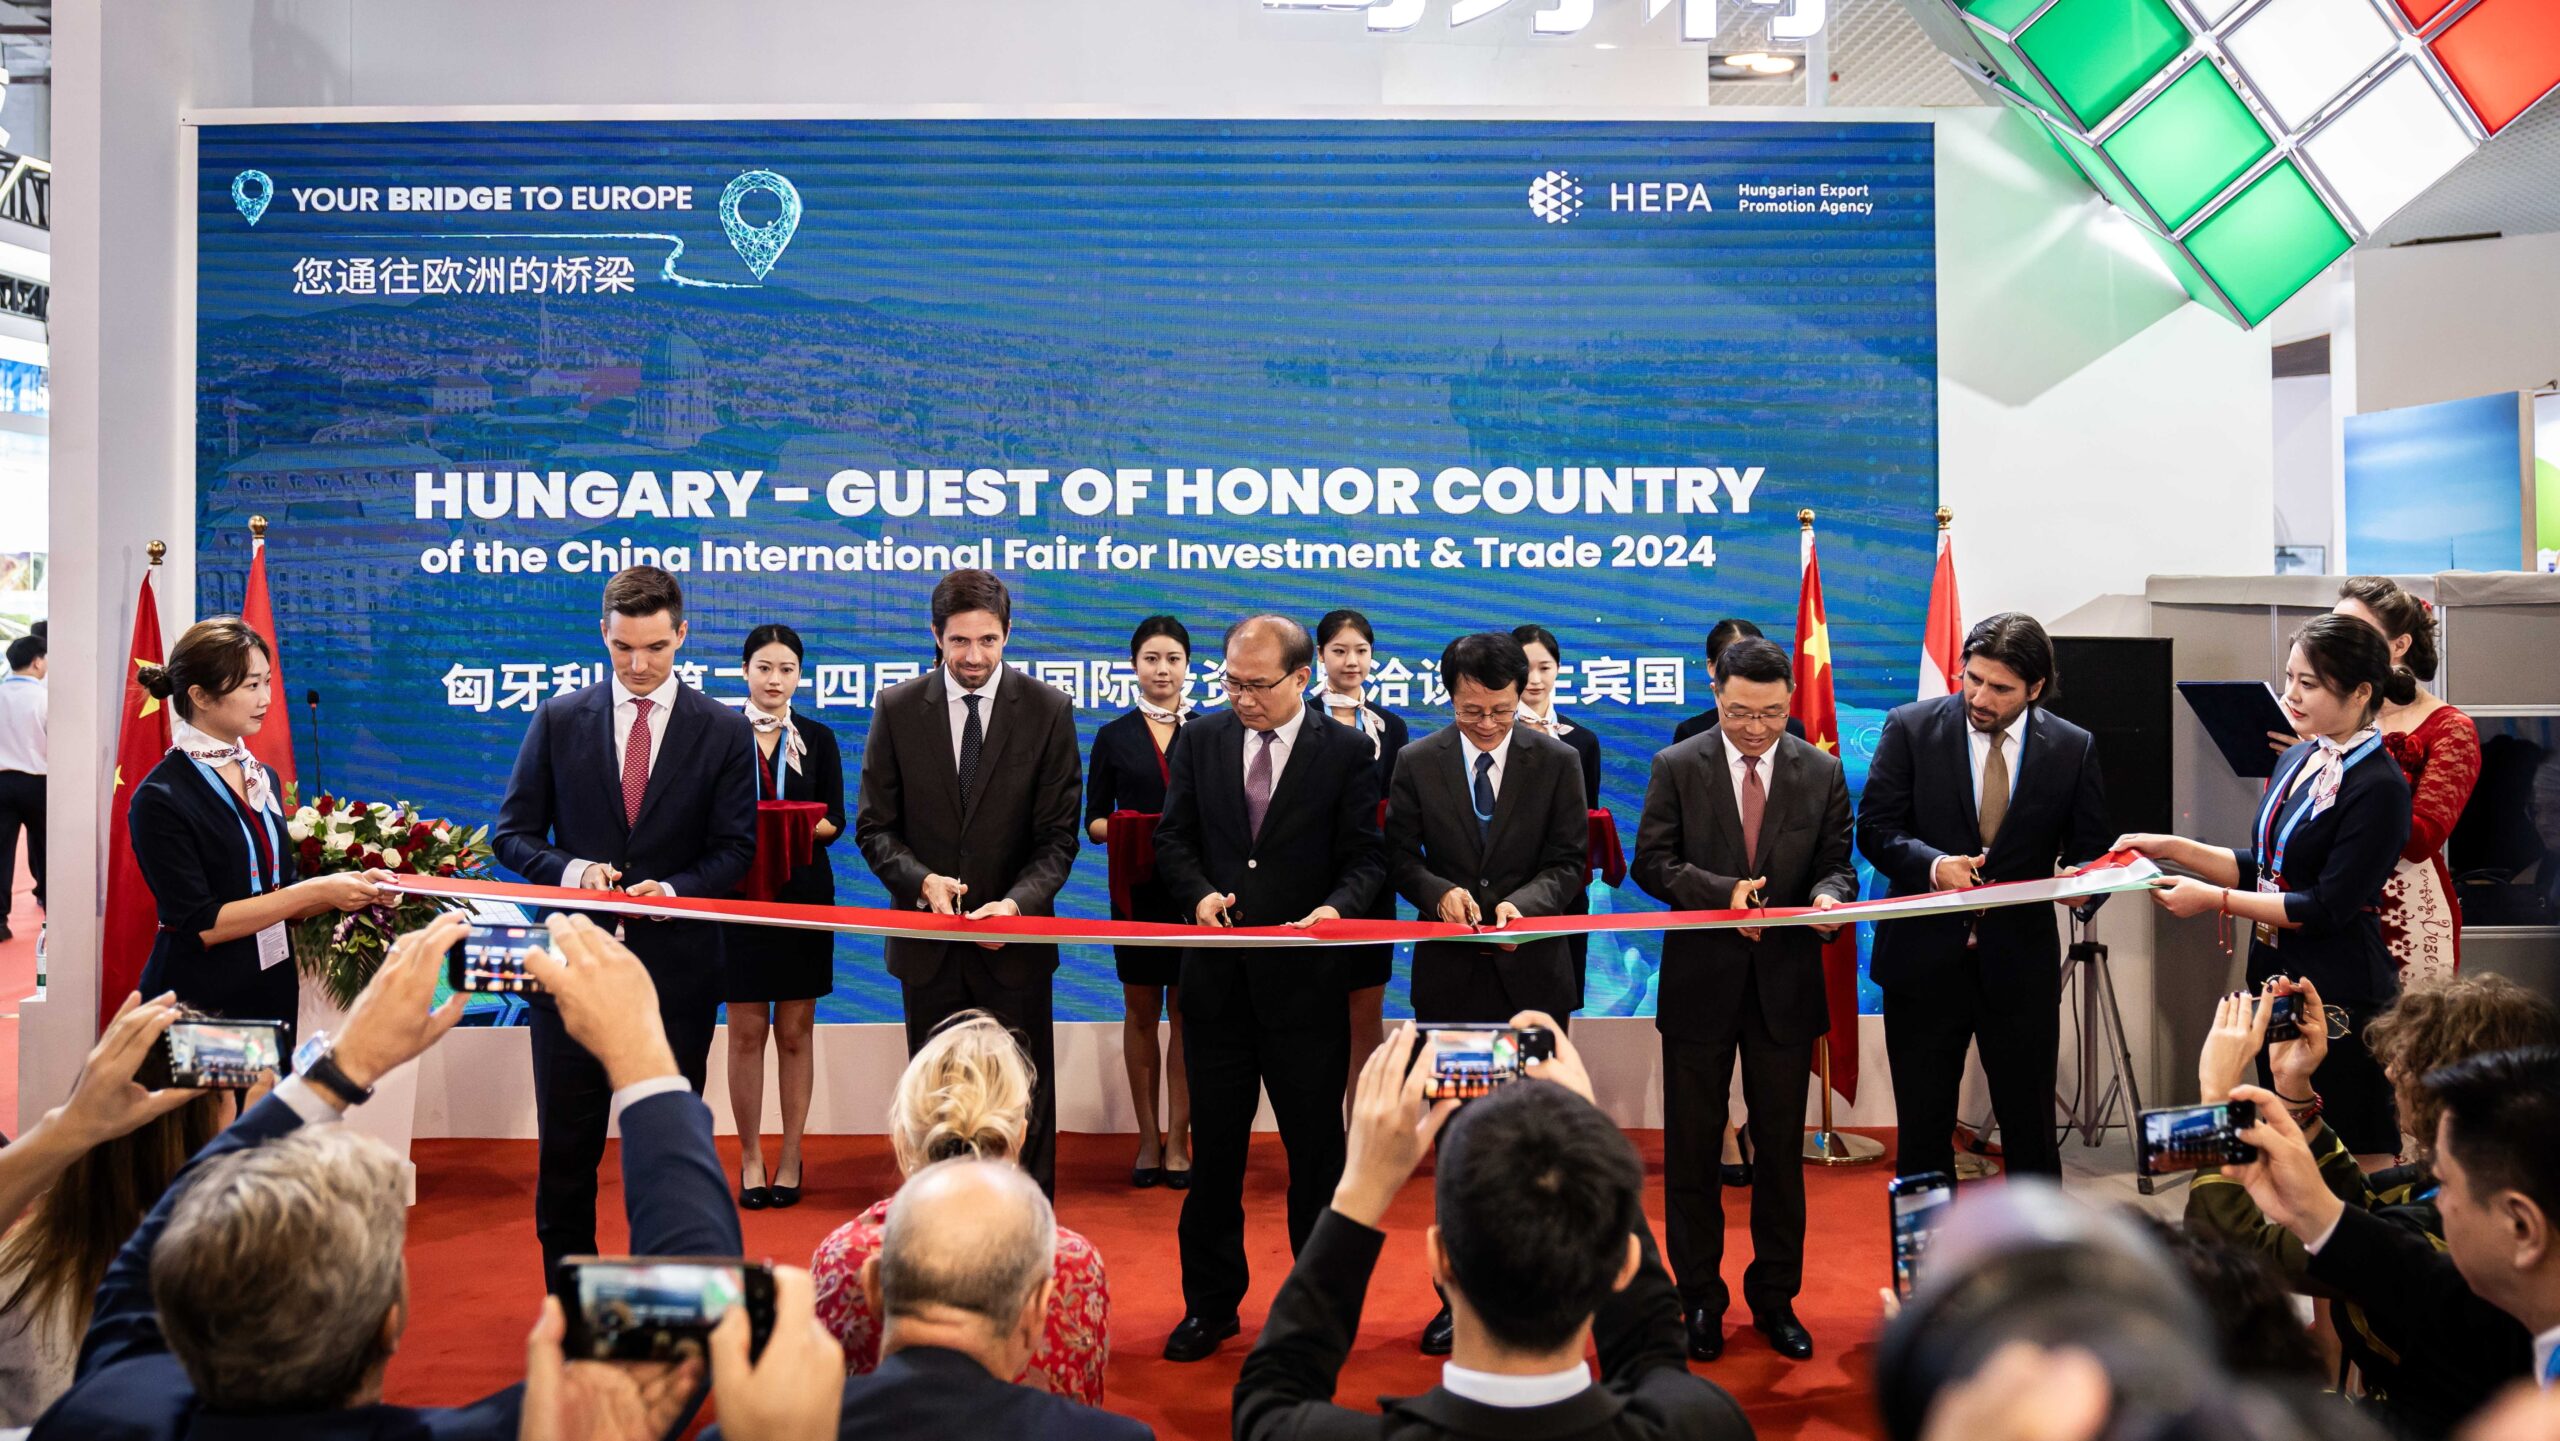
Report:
1611,180,1715,214
1527,170,1585,224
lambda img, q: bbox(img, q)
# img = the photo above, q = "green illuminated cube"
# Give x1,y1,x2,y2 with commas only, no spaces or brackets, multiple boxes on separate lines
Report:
1963,0,2194,131
2182,161,2353,325
2100,59,2272,232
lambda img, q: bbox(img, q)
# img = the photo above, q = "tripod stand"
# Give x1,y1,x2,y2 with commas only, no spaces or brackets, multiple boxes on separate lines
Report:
2054,913,2163,1191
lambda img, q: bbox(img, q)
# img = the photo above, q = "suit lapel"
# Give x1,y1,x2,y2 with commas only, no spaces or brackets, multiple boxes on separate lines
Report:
1945,701,1980,838
629,687,699,834
959,670,1023,829
918,668,965,821
1257,709,1327,848
1217,714,1249,844
1700,732,1746,863
1477,730,1526,859
595,686,628,828
1754,738,1789,861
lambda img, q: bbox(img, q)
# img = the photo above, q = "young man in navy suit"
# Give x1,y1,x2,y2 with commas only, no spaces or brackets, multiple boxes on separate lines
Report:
1856,612,2111,1182
495,565,757,1273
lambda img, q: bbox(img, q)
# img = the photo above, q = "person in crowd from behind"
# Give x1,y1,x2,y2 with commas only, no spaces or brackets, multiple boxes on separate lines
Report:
1510,624,1603,1011
2121,614,2413,1169
0,631,45,941
822,1159,1151,1441
35,910,741,1441
725,622,845,1211
129,618,393,1048
1858,612,2111,1182
810,1010,1110,1406
2187,974,2559,1435
1153,613,1383,1363
1235,1017,1753,1441
2135,1217,2327,1384
2336,577,2478,988
2218,1045,2560,1426
1085,614,1199,1190
0,993,218,1426
1672,619,1807,746
1315,609,1409,1104
1634,636,1855,1365
855,567,1084,1197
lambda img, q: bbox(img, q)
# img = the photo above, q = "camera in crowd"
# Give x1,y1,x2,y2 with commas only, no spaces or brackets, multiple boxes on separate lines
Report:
1415,1023,1556,1101
2137,1099,2259,1178
449,924,548,995
136,1015,286,1091
554,1255,777,1364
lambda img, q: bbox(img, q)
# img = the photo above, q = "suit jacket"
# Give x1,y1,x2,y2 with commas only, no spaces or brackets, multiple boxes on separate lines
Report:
1671,710,1806,746
1333,703,1410,924
1234,1209,1753,1441
1085,707,1194,923
1152,708,1384,1028
1633,732,1857,1046
2233,740,2412,1008
2305,1205,2532,1420
720,1345,1152,1441
1387,725,1587,1010
493,679,758,1005
129,751,302,1024
1855,695,2110,1002
37,1086,739,1441
854,668,1083,988
1537,719,1603,811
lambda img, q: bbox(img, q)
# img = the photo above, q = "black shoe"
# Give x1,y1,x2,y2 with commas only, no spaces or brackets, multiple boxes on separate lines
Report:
768,1184,801,1209
1163,1164,1192,1191
1753,1307,1814,1360
739,1186,771,1211
1164,1314,1240,1362
1132,1167,1162,1188
1420,1303,1455,1356
1686,1308,1724,1361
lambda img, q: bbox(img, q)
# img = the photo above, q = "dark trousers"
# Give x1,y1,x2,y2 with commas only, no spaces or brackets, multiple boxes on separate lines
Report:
1662,974,1813,1317
1410,943,1569,1025
899,951,1056,1195
0,770,41,913
1883,960,2061,1180
530,965,717,1278
1178,1006,1349,1321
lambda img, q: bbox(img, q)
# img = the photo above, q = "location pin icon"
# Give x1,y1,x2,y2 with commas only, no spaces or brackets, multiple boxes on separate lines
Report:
232,170,274,227
719,170,801,281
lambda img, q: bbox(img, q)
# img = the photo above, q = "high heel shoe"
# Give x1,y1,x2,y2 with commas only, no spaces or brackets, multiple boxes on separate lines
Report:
739,1165,772,1211
768,1160,802,1209
1721,1129,1753,1189
1133,1134,1165,1188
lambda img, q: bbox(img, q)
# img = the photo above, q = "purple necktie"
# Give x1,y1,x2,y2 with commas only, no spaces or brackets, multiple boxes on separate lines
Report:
1741,753,1766,870
1245,730,1276,842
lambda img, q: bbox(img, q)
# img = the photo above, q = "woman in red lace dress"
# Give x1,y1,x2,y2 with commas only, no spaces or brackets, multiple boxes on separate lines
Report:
2335,578,2478,985
810,1011,1110,1404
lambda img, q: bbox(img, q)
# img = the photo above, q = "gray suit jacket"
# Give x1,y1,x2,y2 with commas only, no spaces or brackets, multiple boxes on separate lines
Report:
1387,723,1588,1014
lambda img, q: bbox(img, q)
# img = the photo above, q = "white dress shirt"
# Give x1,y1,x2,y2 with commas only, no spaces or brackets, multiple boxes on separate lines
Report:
560,674,681,893
1967,706,2030,813
1725,738,1780,821
1440,1361,1592,1408
1246,704,1310,793
1458,727,1514,799
0,675,44,776
946,663,1002,770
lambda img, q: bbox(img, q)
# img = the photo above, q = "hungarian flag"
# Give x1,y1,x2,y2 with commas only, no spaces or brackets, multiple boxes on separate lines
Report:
1920,519,1963,699
1791,521,1862,1104
100,570,170,1030
241,529,296,790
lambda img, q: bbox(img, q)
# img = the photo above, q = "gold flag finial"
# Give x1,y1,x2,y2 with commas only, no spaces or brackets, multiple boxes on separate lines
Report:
1797,508,1816,529
1936,505,1953,530
249,514,269,540
147,540,167,566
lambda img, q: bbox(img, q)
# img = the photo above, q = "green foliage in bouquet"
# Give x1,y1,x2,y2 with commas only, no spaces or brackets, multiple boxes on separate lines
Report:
285,791,494,1009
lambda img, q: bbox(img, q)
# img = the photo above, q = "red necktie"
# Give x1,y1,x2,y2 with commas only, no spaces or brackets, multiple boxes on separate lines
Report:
622,697,655,826
1741,753,1766,870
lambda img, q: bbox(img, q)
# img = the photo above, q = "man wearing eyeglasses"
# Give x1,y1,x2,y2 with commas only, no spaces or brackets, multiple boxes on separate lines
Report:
1152,613,1386,1364
1633,636,1856,1366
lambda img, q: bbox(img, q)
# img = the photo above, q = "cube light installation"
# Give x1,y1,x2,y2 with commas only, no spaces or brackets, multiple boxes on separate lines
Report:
1930,0,2560,326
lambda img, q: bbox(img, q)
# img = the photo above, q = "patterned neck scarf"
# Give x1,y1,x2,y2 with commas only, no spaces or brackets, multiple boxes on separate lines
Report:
172,715,277,813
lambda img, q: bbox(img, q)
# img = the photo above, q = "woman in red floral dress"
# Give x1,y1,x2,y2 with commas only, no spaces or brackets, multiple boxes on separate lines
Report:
2336,578,2478,985
810,1011,1110,1405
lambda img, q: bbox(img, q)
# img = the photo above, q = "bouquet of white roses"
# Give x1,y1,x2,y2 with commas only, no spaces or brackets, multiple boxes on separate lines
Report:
286,792,495,1008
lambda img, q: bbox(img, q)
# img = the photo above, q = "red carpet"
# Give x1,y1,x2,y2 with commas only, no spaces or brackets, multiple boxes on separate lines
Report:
394,1128,1893,1439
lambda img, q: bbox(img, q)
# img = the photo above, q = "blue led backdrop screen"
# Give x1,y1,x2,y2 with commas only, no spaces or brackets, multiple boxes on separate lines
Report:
193,118,1938,1024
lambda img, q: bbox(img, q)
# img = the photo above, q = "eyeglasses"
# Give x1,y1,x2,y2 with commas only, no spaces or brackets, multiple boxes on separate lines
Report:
1454,706,1519,725
1222,669,1301,695
1723,707,1791,726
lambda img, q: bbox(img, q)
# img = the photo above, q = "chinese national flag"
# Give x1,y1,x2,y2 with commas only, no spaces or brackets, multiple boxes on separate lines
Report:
1920,524,1963,699
1791,525,1861,1105
241,534,296,791
100,571,171,1030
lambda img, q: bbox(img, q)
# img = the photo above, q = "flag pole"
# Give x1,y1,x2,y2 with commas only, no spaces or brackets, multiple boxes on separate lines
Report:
1793,508,1883,1166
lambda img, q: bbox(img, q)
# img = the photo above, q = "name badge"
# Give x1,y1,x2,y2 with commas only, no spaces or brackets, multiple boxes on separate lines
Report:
2253,921,2277,950
256,923,290,971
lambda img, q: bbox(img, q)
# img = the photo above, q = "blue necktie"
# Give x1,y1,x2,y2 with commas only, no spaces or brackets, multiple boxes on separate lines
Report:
1473,751,1497,841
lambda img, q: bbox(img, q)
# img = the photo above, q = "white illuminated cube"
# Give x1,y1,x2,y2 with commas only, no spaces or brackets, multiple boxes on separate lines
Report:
2225,0,2400,129
2303,62,2479,232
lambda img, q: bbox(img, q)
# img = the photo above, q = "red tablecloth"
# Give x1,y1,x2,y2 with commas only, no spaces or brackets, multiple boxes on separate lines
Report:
1587,810,1625,888
743,800,828,902
1104,810,1161,918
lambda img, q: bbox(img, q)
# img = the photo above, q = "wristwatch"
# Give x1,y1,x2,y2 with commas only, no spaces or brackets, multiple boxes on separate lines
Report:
292,1031,374,1108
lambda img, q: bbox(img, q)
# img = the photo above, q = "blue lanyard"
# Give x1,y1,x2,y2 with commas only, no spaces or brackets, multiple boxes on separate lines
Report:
188,757,279,894
2257,733,2383,888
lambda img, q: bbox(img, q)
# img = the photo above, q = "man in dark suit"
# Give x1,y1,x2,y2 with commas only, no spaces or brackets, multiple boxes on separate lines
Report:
1235,1022,1753,1441
40,912,741,1441
1857,612,2110,1182
1672,618,1808,745
796,1158,1153,1441
855,568,1083,1195
495,564,756,1273
1633,637,1855,1364
1153,613,1384,1362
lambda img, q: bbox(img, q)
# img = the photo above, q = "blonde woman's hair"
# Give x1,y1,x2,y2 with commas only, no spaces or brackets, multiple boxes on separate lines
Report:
889,1009,1035,1177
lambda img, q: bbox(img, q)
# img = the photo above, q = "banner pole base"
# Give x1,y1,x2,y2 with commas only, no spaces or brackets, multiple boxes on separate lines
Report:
1800,1037,1886,1165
